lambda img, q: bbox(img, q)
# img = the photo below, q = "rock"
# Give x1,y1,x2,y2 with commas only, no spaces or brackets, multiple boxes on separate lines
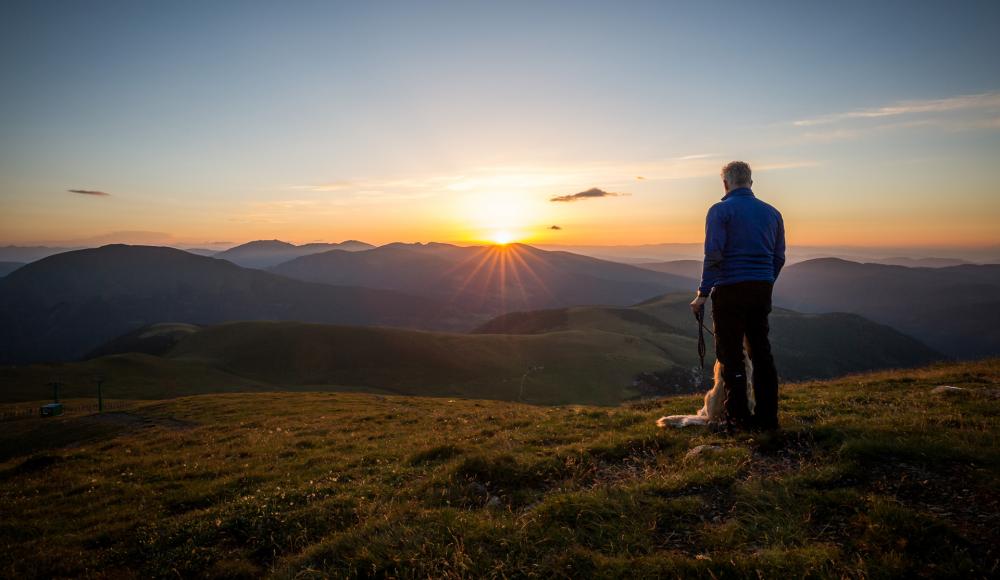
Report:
931,385,966,394
486,495,502,508
686,444,723,459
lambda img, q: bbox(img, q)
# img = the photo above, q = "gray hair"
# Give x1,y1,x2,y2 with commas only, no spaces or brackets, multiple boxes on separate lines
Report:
721,161,752,187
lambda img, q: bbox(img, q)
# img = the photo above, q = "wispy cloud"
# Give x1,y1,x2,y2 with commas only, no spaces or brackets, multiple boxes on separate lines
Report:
292,175,459,193
285,155,814,210
549,225,562,230
794,92,1000,127
68,189,110,196
550,187,627,202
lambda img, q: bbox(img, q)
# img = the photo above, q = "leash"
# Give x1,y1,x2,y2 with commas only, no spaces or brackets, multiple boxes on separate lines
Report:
694,306,714,369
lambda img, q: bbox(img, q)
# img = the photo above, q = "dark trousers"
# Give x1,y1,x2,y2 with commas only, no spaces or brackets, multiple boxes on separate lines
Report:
711,281,779,429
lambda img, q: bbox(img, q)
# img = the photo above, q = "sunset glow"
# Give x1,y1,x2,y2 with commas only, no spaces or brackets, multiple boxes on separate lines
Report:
492,231,515,245
0,2,997,251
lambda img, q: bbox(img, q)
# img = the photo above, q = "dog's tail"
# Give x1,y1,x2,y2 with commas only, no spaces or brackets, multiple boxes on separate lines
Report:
656,414,710,428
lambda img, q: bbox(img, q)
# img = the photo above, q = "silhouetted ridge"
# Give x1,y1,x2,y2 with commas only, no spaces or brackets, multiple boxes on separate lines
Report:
0,244,458,364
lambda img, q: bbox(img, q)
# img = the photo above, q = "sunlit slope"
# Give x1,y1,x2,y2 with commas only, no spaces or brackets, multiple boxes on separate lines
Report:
0,322,679,405
1,360,997,578
477,293,943,379
1,293,942,405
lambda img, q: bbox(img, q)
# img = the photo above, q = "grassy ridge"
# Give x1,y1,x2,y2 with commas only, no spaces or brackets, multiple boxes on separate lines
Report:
0,293,942,405
1,359,997,578
0,323,674,405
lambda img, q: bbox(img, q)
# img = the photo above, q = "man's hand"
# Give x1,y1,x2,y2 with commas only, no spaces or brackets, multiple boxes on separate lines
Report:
690,295,707,318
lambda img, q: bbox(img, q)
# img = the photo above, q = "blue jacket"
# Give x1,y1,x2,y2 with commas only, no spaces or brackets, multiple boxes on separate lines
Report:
698,188,785,295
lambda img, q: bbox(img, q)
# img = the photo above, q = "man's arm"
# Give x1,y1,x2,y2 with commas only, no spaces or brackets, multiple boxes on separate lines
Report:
772,212,786,280
698,205,726,296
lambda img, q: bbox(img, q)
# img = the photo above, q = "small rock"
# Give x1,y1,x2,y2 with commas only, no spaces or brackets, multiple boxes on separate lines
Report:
931,385,966,394
486,495,502,508
686,444,723,459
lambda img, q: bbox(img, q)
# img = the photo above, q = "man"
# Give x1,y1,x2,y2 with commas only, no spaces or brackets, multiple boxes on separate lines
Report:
690,161,785,432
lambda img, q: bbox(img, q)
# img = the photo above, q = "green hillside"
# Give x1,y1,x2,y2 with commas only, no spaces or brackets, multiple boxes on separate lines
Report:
1,359,997,578
0,294,942,405
0,323,670,405
476,293,943,380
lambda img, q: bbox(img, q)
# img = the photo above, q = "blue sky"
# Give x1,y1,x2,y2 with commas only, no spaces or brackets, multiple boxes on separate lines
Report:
1,0,998,248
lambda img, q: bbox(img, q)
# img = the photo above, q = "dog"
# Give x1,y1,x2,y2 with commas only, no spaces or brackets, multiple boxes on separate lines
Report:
656,339,755,428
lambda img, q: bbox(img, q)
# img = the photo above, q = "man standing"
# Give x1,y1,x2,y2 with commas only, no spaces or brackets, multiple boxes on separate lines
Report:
690,161,785,432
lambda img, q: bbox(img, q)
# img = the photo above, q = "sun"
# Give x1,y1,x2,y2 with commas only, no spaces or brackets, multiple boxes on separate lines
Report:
491,231,515,245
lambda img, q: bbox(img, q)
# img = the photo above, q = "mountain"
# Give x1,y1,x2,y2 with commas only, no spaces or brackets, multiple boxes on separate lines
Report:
271,243,695,317
4,359,997,578
871,256,971,268
534,242,704,263
476,293,942,381
1,292,941,404
637,259,702,280
0,245,75,263
215,239,375,268
84,322,202,358
0,261,25,277
0,245,463,364
179,247,219,256
1,321,664,404
774,258,1000,358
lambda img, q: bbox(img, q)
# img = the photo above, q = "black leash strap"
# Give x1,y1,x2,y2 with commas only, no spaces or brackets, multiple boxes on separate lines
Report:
696,307,707,370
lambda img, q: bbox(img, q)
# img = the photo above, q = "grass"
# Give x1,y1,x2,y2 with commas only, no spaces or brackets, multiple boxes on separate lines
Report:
0,293,942,406
0,359,997,578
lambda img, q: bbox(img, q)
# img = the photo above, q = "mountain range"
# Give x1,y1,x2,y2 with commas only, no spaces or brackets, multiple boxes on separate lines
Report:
214,239,375,268
773,258,1000,358
0,245,458,364
271,242,694,317
1,242,989,401
0,243,694,364
637,257,1000,359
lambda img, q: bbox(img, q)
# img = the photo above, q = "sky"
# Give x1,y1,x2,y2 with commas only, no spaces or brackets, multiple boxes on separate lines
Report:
1,0,999,250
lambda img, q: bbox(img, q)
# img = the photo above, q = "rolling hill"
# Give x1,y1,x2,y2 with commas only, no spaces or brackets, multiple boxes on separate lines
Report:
1,293,942,405
0,245,465,365
1,359,997,578
271,242,695,317
636,259,703,280
0,322,680,405
0,245,75,263
0,261,25,277
215,239,375,268
477,293,943,380
774,258,1000,358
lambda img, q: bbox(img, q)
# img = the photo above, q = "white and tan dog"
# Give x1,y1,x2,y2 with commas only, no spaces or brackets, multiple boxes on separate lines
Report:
657,342,755,428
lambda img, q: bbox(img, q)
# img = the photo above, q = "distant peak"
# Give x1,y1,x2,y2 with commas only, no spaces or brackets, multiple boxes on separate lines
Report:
228,240,295,250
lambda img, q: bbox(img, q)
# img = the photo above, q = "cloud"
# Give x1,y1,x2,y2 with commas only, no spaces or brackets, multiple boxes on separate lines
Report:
68,189,110,196
293,174,459,194
549,225,562,230
37,231,175,246
794,92,1000,127
550,187,626,202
